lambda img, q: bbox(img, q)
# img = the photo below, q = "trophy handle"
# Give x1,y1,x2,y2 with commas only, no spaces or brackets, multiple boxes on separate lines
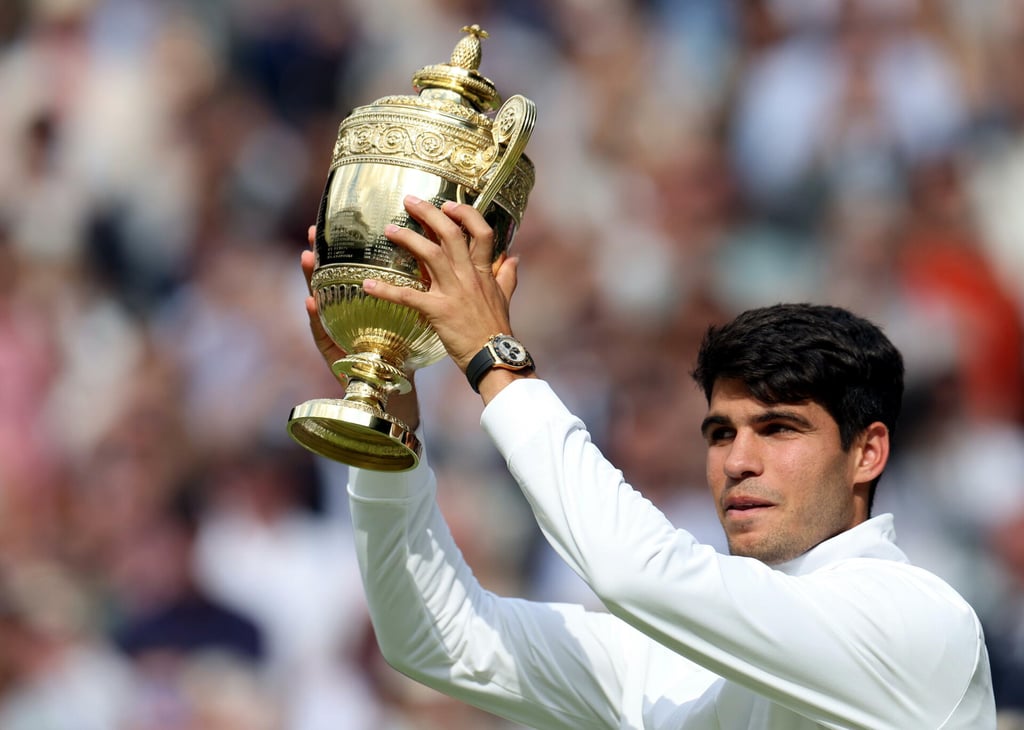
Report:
469,94,536,214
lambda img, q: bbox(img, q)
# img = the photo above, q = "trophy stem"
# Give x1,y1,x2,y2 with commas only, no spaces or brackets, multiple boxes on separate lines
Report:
331,353,412,395
343,378,390,409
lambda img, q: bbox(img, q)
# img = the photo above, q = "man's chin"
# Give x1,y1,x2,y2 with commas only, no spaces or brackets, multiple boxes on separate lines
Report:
726,534,801,565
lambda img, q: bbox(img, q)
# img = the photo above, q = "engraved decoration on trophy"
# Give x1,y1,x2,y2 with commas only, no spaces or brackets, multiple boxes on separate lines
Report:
287,25,536,471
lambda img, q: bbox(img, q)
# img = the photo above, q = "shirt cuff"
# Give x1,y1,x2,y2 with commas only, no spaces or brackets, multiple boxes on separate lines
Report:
481,378,576,460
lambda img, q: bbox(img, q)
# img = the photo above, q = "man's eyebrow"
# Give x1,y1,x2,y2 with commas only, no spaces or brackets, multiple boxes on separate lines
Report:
700,414,730,438
754,409,814,429
700,409,814,437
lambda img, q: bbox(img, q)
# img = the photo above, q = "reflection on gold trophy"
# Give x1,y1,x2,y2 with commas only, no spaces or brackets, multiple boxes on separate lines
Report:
287,25,536,471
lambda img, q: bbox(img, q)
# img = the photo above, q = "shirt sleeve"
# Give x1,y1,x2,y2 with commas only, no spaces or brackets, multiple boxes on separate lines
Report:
481,379,988,729
348,444,647,730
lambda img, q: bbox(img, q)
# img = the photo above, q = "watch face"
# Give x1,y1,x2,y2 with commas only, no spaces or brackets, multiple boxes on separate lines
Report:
492,335,531,367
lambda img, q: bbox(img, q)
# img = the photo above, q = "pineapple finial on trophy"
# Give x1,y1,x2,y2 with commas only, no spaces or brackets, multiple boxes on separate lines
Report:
451,24,488,70
412,24,500,111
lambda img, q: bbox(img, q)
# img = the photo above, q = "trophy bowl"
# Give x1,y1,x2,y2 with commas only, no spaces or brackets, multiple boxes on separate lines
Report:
287,25,536,471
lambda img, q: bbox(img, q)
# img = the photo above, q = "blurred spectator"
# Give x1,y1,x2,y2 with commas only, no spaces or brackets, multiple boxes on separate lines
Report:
965,1,1024,315
0,0,209,316
898,155,1024,423
108,484,276,730
988,507,1024,712
193,443,381,729
112,485,265,663
730,0,967,225
0,223,62,561
0,561,135,730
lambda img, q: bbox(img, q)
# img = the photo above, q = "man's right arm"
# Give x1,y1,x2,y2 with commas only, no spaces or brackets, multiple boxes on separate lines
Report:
347,448,630,730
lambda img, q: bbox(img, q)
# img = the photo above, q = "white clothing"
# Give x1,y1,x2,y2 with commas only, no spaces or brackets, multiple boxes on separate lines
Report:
348,379,995,729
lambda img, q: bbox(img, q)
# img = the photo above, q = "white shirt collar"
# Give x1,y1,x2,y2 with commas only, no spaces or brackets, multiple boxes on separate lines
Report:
774,513,909,576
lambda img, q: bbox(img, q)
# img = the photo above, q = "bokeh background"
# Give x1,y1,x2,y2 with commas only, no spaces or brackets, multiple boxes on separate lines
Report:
0,0,1022,727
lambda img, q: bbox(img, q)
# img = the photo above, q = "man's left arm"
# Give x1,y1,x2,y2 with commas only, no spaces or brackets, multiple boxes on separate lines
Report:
484,378,991,729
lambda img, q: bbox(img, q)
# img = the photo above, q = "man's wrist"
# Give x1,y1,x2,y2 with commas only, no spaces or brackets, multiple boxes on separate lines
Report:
477,368,538,404
465,334,535,393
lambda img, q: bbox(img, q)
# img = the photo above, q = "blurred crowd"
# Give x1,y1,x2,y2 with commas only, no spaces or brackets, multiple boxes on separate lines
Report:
0,0,1022,727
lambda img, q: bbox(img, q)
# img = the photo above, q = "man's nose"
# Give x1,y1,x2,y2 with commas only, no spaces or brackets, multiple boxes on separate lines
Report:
723,429,762,480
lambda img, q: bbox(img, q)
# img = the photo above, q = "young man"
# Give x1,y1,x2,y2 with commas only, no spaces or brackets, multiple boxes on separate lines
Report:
302,197,995,728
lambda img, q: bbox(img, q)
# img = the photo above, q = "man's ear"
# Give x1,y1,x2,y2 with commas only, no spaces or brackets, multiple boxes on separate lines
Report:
853,422,890,486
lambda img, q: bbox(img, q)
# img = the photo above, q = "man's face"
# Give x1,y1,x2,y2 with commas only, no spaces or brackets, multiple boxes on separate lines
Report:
701,378,865,565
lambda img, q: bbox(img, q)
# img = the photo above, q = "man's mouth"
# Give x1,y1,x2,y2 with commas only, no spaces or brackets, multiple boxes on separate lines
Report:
724,497,775,515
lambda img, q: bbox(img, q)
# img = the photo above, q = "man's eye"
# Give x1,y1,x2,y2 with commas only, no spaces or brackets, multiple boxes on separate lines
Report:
764,423,794,435
707,428,734,443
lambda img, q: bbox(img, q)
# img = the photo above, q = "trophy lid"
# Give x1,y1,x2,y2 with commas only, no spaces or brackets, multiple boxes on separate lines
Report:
412,24,501,112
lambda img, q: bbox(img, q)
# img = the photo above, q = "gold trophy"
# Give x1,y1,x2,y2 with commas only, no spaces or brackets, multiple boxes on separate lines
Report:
287,25,536,471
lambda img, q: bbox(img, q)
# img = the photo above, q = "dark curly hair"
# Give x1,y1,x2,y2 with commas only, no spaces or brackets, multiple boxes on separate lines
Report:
691,304,905,500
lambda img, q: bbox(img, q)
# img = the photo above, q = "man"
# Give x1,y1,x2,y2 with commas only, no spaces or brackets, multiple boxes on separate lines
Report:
301,196,995,728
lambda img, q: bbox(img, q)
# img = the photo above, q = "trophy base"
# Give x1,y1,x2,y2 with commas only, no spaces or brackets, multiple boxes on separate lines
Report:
287,398,421,472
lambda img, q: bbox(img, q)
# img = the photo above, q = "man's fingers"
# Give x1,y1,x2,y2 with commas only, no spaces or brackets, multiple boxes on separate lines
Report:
362,277,429,312
494,255,519,301
304,295,330,351
305,296,340,358
301,250,315,294
403,195,472,266
307,225,316,249
384,222,454,289
305,295,323,338
403,195,464,241
441,200,495,270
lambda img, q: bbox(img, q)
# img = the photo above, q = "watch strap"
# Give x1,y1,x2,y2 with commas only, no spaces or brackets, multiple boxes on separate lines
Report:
465,344,497,393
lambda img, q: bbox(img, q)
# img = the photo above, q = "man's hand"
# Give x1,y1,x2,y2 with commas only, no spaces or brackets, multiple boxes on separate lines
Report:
301,226,346,382
363,196,520,374
301,225,421,430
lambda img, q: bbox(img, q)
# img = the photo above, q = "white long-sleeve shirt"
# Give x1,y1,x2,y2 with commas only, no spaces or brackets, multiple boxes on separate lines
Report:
348,379,996,729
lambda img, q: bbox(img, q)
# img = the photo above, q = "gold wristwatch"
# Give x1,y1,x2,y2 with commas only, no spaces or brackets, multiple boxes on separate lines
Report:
465,334,534,392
